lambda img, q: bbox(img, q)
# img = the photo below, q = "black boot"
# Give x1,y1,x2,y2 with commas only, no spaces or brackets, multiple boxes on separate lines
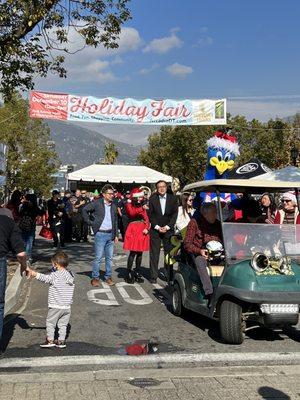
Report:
134,270,144,283
125,269,135,284
134,252,144,283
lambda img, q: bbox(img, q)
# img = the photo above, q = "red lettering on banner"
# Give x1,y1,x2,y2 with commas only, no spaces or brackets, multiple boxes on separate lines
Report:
69,96,89,113
136,106,148,123
182,105,191,117
151,101,191,119
114,100,126,115
151,100,164,117
98,98,110,113
30,91,202,124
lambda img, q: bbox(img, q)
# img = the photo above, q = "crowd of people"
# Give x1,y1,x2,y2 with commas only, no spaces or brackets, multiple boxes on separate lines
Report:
0,182,299,348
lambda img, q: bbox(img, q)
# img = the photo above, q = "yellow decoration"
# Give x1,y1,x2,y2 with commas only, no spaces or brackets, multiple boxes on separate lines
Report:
209,157,234,175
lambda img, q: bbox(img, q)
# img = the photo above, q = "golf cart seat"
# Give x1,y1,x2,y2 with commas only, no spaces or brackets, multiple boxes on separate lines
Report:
207,265,224,277
182,250,224,277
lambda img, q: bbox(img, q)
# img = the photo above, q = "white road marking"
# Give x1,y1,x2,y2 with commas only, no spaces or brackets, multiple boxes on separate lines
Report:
87,286,118,306
87,282,153,306
116,282,153,305
2,352,300,369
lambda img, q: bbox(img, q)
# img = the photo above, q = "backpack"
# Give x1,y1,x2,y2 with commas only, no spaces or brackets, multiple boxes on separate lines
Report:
19,215,34,232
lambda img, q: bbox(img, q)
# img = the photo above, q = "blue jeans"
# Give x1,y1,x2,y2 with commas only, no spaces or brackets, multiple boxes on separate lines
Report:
21,229,35,260
0,257,7,340
92,232,114,280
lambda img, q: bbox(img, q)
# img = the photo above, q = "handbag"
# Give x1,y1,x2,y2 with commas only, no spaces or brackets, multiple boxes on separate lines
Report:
39,225,53,240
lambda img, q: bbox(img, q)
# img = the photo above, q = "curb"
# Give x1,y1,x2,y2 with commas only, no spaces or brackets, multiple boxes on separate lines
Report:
3,351,300,369
0,364,298,383
4,266,23,316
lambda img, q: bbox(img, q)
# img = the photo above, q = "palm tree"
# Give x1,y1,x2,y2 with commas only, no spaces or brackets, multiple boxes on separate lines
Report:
103,142,119,164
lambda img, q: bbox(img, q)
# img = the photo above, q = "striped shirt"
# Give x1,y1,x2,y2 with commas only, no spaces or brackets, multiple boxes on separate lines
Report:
282,211,296,244
36,269,75,309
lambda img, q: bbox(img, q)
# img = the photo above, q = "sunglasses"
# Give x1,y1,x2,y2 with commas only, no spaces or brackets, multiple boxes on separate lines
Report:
282,199,292,203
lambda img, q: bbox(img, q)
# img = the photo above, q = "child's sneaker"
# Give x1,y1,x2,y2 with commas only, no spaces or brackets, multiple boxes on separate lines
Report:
55,340,66,349
40,338,55,348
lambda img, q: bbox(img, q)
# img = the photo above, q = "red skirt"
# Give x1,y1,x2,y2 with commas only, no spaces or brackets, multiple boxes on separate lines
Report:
123,221,150,252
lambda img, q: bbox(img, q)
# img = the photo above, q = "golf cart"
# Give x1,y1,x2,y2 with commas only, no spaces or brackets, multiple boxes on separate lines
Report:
171,179,300,344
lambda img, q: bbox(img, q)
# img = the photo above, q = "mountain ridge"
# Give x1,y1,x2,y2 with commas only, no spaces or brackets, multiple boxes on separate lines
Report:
47,120,142,169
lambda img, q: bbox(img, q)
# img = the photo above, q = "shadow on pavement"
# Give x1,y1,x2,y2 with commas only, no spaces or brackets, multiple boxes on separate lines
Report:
258,386,290,399
2,341,118,359
246,326,284,342
1,313,44,351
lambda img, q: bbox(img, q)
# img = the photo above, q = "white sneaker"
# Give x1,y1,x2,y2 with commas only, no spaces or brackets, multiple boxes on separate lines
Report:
55,340,66,348
40,338,55,348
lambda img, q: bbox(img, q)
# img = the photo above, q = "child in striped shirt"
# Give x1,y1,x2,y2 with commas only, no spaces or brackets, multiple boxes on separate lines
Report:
27,251,75,348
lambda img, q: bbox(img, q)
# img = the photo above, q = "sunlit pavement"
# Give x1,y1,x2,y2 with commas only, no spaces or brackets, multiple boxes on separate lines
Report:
2,236,300,399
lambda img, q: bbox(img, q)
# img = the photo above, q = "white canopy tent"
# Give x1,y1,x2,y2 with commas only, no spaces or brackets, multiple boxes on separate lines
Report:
67,164,173,184
251,166,300,182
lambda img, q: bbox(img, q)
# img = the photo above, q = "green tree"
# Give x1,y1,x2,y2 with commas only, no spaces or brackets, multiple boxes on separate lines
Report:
139,116,296,188
228,115,294,168
0,0,131,99
139,125,216,186
0,94,59,195
103,142,119,164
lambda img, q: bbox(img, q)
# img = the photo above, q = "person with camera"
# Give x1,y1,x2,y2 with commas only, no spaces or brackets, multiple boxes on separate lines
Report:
123,188,150,283
184,202,222,298
47,190,66,248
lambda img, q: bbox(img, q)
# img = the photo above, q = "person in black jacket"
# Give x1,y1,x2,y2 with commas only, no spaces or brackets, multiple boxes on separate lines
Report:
47,190,66,248
148,180,178,283
19,193,41,263
82,184,118,287
0,206,27,341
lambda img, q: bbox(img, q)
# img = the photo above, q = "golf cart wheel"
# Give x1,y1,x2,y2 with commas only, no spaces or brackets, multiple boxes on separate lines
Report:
220,300,245,344
172,283,184,316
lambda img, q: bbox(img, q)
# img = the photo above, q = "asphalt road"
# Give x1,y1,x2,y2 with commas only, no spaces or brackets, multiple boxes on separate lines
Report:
3,236,300,360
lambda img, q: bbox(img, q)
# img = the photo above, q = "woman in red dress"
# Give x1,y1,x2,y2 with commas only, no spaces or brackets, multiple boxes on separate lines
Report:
123,188,150,283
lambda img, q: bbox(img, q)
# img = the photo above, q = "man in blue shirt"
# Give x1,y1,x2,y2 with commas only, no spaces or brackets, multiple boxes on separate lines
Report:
82,185,118,286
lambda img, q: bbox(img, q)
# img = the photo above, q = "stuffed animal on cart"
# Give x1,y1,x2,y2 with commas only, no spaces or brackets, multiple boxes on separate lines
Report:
202,129,240,203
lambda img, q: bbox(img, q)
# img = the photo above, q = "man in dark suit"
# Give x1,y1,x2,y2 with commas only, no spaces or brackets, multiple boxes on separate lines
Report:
82,184,118,287
148,180,178,283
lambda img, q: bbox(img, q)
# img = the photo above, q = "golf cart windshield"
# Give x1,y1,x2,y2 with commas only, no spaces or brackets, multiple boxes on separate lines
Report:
223,222,300,264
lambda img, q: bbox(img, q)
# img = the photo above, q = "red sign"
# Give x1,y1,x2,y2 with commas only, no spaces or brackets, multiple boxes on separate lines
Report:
29,91,68,120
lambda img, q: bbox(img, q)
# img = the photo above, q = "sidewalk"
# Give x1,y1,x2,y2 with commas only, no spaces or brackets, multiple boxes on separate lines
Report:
0,364,299,399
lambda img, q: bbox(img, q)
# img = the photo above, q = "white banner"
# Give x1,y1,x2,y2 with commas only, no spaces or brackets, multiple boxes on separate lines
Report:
30,91,227,125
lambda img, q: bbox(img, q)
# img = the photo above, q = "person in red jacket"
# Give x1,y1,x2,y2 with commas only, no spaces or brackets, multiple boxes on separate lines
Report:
274,192,300,224
123,188,150,283
184,202,222,298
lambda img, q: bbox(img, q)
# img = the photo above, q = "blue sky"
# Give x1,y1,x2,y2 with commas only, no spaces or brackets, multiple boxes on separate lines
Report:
36,0,300,122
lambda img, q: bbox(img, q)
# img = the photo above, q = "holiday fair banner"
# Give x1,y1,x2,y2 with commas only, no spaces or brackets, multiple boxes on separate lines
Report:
29,91,226,125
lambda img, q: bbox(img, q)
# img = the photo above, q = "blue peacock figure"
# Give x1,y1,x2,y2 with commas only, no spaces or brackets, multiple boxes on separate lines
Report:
202,129,240,203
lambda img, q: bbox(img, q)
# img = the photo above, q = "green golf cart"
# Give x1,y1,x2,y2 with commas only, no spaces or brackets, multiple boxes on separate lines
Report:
171,179,300,344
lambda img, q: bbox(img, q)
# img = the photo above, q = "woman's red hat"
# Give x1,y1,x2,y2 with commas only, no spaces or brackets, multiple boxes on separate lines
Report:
130,188,145,199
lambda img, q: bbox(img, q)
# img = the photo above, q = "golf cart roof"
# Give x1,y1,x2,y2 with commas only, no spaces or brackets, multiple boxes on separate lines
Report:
183,178,300,194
